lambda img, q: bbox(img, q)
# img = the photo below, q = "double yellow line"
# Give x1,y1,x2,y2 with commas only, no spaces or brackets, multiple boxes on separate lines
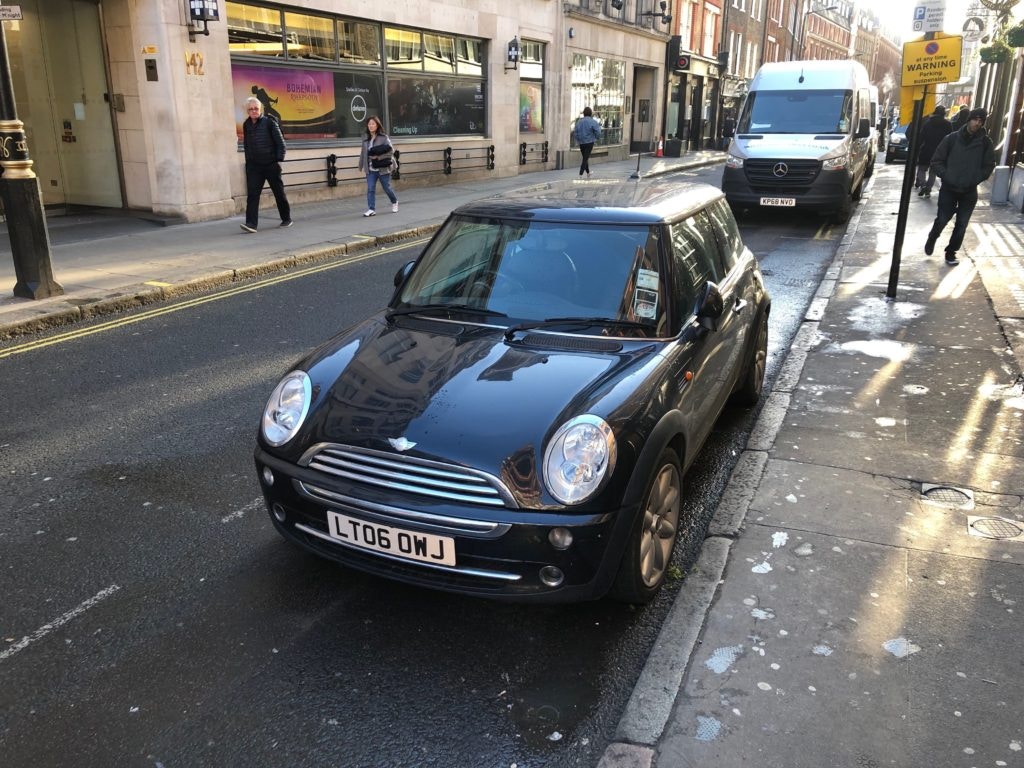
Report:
0,238,430,360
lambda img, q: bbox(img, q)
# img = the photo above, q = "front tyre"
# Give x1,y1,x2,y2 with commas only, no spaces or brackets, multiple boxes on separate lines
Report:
610,450,682,604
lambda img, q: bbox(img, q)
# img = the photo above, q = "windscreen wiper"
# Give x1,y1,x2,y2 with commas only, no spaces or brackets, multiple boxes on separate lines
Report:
504,316,652,341
386,303,508,320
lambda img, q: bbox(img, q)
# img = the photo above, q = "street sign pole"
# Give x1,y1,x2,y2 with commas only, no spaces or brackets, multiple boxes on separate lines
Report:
0,20,62,299
887,85,927,299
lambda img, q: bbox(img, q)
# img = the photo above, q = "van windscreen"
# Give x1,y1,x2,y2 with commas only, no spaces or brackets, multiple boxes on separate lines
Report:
738,89,853,134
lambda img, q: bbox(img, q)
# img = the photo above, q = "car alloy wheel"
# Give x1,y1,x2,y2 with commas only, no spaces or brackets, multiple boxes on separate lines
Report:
611,449,682,603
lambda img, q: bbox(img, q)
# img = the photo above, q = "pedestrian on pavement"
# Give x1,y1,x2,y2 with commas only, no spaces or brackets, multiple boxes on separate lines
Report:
359,115,398,217
241,96,291,233
915,105,952,197
950,104,970,131
925,107,996,266
574,107,602,179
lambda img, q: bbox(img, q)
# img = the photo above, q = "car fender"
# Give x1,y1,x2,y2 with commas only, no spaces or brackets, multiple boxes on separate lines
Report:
620,408,689,511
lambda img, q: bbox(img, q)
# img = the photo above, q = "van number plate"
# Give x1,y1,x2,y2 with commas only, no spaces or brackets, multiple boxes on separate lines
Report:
760,197,796,207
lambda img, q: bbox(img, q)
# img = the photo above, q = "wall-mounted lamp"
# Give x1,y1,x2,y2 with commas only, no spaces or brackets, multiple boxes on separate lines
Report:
568,27,575,39
505,37,521,72
187,0,220,41
639,0,672,25
611,0,624,9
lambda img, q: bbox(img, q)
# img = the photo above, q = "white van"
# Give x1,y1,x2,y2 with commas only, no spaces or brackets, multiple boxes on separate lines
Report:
722,60,874,223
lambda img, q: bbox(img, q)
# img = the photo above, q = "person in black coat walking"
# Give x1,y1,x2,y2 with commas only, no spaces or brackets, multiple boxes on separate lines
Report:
241,96,291,233
915,105,952,197
925,107,996,266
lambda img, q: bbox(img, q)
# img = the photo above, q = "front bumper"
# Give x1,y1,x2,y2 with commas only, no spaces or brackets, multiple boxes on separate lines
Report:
254,446,635,602
722,163,853,213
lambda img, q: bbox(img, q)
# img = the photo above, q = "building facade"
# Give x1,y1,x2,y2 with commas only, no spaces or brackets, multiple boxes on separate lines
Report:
4,0,674,223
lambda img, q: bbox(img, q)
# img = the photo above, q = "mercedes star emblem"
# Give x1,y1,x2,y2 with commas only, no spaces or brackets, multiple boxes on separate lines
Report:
772,162,788,177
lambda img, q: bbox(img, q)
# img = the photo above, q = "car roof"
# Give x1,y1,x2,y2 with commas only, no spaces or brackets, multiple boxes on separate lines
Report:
451,180,726,224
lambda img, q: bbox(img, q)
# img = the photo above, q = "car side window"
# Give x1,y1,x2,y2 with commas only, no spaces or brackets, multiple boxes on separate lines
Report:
670,214,721,319
704,200,741,271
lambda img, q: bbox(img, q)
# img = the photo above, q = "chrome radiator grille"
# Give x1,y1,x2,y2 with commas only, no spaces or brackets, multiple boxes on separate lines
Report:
300,444,513,507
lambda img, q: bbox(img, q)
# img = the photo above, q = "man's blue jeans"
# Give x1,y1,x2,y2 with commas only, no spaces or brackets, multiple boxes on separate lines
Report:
366,171,397,211
927,184,977,256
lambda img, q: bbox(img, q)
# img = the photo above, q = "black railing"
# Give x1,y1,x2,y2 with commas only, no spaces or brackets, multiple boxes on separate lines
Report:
519,141,549,166
322,145,495,186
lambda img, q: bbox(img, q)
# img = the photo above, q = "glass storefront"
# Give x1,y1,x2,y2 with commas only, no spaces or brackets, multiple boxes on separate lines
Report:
227,2,487,141
570,54,625,147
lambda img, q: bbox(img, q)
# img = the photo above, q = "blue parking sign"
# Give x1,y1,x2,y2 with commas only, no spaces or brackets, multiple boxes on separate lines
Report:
914,6,926,20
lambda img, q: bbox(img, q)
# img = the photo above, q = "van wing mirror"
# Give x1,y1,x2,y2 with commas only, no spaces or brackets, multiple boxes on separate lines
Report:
696,281,725,331
856,118,870,139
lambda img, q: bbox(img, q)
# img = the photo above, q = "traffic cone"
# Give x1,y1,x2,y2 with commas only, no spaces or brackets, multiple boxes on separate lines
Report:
655,137,664,157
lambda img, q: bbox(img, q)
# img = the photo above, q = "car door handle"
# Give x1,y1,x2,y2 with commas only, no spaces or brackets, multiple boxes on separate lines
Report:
732,298,748,313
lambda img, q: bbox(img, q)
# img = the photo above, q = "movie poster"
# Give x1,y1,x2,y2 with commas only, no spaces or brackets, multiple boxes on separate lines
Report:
519,82,543,133
232,63,388,140
387,77,485,137
233,64,336,139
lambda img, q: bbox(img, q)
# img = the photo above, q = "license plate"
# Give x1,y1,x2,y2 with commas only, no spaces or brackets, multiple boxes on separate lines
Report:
760,197,796,207
326,511,456,566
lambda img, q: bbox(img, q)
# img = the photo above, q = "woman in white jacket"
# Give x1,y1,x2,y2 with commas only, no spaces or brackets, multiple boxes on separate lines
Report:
358,116,399,216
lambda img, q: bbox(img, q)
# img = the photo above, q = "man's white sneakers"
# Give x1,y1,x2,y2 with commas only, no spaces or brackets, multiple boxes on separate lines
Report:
392,203,399,213
363,209,376,217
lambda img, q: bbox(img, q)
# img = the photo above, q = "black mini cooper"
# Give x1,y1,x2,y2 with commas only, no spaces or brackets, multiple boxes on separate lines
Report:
254,180,770,603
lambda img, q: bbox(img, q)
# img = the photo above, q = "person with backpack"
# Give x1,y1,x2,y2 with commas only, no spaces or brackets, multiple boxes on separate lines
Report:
358,116,399,217
574,107,602,178
240,96,291,233
925,107,996,266
915,105,952,198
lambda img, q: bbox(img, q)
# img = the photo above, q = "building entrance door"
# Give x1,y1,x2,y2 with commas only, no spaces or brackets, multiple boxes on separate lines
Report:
8,0,123,209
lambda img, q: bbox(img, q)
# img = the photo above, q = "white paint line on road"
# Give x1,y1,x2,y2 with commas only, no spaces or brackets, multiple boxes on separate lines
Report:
222,498,264,524
0,584,121,663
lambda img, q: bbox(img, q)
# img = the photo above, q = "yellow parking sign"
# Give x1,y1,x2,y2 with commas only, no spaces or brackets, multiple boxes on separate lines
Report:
902,36,962,86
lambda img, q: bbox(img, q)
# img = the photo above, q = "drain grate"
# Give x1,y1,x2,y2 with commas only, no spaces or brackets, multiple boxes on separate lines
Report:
921,483,974,508
969,517,1024,540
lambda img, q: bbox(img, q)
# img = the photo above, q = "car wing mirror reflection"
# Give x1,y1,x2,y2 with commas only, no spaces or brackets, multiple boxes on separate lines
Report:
394,260,414,288
696,281,724,331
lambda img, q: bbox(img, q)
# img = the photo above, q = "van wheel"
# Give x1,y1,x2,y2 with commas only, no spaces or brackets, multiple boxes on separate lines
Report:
851,178,864,201
609,450,683,604
864,157,875,179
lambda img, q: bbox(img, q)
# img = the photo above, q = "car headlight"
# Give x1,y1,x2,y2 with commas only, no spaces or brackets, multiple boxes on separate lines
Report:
891,136,905,145
822,154,850,171
725,153,744,169
543,415,617,505
261,371,312,447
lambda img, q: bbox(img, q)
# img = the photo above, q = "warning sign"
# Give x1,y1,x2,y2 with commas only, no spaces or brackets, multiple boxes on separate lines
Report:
902,36,962,86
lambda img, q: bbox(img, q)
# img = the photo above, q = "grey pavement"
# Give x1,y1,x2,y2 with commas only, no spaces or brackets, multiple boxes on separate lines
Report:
4,151,1024,767
601,168,1024,767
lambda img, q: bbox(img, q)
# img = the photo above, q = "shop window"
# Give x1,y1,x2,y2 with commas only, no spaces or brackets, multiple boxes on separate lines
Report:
424,34,456,73
227,2,285,57
457,39,483,76
283,12,336,62
570,54,625,147
519,40,544,133
338,21,381,65
386,27,424,70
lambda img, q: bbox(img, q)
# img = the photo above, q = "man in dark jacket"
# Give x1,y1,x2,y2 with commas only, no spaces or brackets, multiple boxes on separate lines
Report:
241,96,291,233
925,107,996,266
950,105,970,131
915,105,952,197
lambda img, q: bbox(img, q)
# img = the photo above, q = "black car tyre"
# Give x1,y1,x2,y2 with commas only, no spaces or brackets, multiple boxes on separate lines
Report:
831,195,852,224
731,310,768,406
884,153,894,164
610,449,682,604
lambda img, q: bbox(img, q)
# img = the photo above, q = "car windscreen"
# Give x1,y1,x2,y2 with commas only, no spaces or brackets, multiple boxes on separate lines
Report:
738,89,853,134
397,215,668,333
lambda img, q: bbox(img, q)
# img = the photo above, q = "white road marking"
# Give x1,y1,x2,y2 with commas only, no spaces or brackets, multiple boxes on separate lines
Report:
222,497,264,524
0,584,120,662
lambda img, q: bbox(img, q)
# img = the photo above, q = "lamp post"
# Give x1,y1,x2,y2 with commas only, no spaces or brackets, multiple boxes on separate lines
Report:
795,3,838,61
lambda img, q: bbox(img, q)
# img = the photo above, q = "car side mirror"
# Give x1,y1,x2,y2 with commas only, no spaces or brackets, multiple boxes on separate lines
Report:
696,281,724,331
394,260,414,288
855,118,870,139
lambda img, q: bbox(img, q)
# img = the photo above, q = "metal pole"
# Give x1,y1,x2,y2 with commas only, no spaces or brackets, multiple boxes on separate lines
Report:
0,20,63,300
887,87,927,299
